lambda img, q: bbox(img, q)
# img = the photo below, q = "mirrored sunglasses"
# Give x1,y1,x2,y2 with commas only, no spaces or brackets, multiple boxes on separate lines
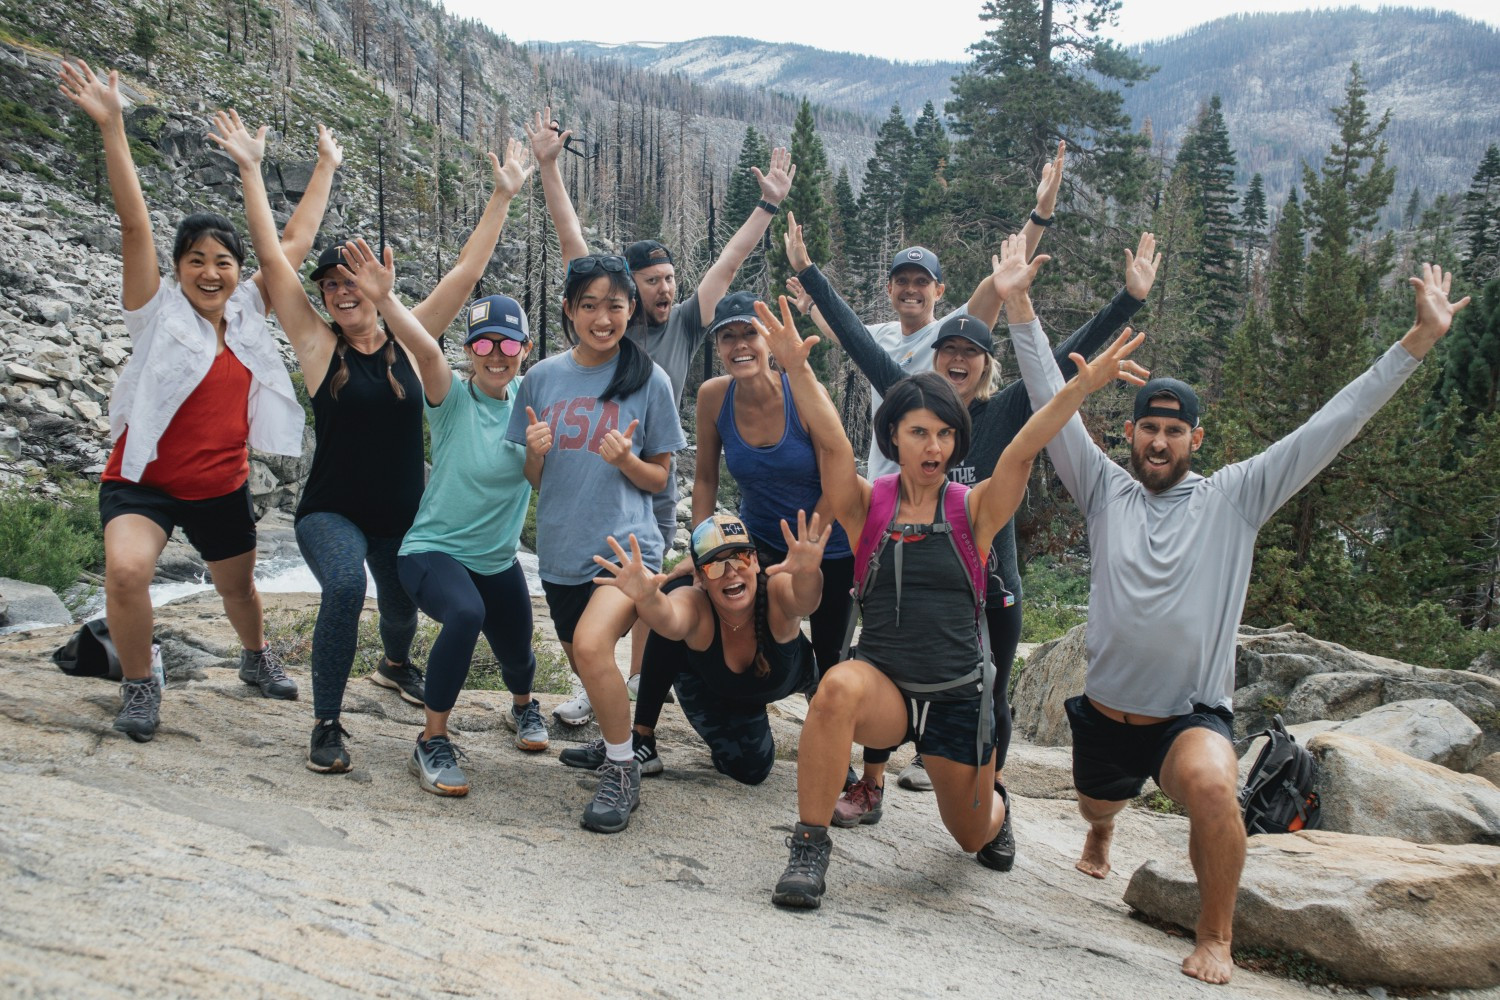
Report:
699,549,755,580
568,254,629,277
469,336,524,357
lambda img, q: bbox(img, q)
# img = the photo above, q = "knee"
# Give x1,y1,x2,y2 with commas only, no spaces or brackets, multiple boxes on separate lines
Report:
1174,768,1239,817
807,669,862,722
214,572,258,604
719,752,774,786
105,558,155,596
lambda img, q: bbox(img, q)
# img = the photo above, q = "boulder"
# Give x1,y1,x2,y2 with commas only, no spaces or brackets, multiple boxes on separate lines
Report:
1123,830,1500,989
0,577,72,627
1009,622,1088,747
1308,732,1500,845
1317,698,1483,772
1000,743,1076,799
1472,752,1500,789
1470,649,1500,680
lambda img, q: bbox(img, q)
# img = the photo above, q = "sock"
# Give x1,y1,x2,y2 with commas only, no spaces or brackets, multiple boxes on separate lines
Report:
604,736,633,763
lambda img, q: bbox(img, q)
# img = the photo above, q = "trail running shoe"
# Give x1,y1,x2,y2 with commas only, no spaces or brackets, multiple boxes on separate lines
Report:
370,658,426,706
307,719,352,773
772,823,833,909
831,777,884,828
506,699,551,752
977,784,1016,872
626,673,641,700
558,732,663,776
552,688,594,726
239,645,298,700
113,676,161,743
898,753,933,791
580,758,641,833
408,734,470,796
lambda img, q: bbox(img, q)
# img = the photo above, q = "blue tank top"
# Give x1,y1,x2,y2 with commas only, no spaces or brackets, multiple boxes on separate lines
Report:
717,373,851,559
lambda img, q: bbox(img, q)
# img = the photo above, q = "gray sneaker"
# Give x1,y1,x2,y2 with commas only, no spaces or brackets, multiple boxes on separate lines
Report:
408,734,470,796
559,733,663,776
898,753,933,791
580,758,641,833
505,699,551,752
239,645,298,700
113,677,161,743
370,659,425,706
772,822,833,909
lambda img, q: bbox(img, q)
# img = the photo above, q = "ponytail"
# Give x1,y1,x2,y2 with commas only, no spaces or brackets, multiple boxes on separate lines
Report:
600,334,652,403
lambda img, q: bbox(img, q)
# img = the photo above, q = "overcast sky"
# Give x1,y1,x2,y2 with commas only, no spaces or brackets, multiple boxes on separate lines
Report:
444,1,1499,64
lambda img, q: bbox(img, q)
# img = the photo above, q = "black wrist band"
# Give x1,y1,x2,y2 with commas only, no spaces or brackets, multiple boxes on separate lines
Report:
1030,209,1054,228
758,199,780,215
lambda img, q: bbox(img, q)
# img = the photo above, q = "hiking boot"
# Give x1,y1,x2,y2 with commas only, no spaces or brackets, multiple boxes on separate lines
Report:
307,719,351,773
370,658,425,706
559,732,663,776
113,676,161,743
505,699,550,752
772,823,833,909
408,733,470,796
898,753,933,791
580,758,641,833
976,784,1016,872
831,777,883,828
239,645,298,700
553,688,594,726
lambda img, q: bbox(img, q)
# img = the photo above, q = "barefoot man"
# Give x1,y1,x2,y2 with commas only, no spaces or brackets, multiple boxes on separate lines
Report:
1000,238,1470,984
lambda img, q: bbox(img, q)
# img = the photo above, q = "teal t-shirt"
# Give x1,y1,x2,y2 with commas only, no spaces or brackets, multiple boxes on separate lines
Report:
399,370,530,576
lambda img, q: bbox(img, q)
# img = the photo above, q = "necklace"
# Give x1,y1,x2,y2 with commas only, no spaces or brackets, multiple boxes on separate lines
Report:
721,612,752,633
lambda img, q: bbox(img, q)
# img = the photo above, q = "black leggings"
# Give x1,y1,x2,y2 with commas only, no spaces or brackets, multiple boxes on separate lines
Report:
397,552,535,714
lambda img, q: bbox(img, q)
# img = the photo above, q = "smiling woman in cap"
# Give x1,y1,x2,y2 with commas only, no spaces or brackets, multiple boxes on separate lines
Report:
214,110,534,776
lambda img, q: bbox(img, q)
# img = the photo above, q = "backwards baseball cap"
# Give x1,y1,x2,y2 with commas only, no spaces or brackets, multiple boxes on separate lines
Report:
308,242,352,283
625,240,674,271
889,246,942,283
1133,378,1200,428
933,313,993,354
690,514,754,568
464,294,529,346
707,290,762,339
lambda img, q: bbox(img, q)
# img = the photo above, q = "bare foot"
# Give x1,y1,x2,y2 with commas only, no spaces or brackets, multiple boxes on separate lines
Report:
1075,823,1113,878
1182,938,1234,984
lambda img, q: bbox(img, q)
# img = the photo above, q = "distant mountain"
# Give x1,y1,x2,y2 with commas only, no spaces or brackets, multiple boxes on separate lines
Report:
1119,8,1500,214
530,37,963,121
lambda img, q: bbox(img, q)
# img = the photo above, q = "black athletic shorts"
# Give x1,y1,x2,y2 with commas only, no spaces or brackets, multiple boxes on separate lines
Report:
99,480,256,563
1066,694,1235,801
541,578,633,645
900,694,999,768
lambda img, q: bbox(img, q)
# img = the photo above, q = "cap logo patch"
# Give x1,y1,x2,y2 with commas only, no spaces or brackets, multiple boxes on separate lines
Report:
504,311,521,327
469,302,490,324
907,249,924,261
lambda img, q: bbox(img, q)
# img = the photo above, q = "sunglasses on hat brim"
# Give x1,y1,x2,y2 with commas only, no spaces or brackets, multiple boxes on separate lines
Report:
697,548,755,580
468,336,526,357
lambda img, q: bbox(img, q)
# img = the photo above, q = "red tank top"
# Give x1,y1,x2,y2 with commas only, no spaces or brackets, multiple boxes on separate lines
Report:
103,346,253,500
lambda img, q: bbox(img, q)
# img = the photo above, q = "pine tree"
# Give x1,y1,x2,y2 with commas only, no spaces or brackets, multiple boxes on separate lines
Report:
1459,144,1500,282
902,101,951,248
722,126,770,292
829,166,868,302
858,105,912,280
769,100,833,377
1242,173,1268,237
1172,95,1242,337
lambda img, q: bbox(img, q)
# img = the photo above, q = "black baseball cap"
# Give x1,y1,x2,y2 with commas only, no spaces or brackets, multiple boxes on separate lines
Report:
889,246,942,283
932,313,993,353
707,290,762,339
625,240,673,271
1133,378,1200,428
308,242,352,283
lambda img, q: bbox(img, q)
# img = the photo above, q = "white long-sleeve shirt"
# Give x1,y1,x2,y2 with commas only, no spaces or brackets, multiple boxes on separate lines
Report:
1010,317,1420,715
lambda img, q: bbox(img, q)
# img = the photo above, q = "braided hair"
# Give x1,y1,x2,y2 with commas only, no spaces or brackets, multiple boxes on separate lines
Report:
327,320,406,402
750,568,772,678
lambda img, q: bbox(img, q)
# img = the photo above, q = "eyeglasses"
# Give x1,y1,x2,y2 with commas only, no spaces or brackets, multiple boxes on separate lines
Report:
698,549,755,580
567,255,629,277
469,336,525,357
319,278,357,293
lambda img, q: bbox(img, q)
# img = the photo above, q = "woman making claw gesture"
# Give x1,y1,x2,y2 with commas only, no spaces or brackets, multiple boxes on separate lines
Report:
573,512,827,784
755,291,1148,911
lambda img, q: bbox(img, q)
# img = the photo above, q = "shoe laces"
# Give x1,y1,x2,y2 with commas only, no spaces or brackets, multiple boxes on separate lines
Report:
314,721,350,748
255,647,291,683
592,760,636,809
119,679,158,720
782,833,831,876
515,700,545,730
423,736,467,770
389,661,425,685
844,777,881,811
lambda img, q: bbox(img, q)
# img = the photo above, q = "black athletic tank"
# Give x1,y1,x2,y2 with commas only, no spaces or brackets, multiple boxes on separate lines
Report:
686,614,817,707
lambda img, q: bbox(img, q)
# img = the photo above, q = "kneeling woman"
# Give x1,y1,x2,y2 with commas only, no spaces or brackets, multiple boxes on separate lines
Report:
577,512,827,783
756,297,1144,909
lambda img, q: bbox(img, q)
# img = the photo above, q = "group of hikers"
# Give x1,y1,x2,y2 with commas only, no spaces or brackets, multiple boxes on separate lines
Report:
61,56,1470,985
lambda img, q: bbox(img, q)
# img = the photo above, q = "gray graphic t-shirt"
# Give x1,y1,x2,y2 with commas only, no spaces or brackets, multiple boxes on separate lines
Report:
627,292,705,539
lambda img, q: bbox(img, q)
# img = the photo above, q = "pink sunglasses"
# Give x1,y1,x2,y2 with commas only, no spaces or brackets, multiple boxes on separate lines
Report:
470,336,525,357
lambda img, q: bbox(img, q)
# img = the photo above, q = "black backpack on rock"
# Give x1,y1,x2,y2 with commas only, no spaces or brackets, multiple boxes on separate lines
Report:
1238,714,1323,835
52,617,123,680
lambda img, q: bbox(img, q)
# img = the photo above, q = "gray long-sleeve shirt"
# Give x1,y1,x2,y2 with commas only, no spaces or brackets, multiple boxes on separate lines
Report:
1010,317,1421,716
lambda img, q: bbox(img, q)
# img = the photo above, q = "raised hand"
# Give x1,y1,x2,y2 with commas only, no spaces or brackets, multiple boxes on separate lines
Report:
207,109,267,168
754,146,796,204
524,106,569,166
335,237,396,304
592,534,667,604
753,296,818,371
990,232,1050,302
1409,263,1470,339
1035,140,1066,219
1067,326,1149,396
783,210,813,272
491,136,534,200
765,510,828,578
785,275,815,317
524,405,552,459
59,59,123,126
315,123,343,169
599,418,638,467
1124,231,1161,301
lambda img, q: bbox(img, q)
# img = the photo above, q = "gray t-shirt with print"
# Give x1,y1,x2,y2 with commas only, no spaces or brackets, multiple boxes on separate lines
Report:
627,292,705,540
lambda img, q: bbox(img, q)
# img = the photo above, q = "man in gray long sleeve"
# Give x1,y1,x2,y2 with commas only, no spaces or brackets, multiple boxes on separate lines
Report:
997,234,1470,985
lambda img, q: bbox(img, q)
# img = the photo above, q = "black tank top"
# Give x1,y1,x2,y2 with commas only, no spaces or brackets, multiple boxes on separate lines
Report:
685,614,818,706
296,337,425,537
